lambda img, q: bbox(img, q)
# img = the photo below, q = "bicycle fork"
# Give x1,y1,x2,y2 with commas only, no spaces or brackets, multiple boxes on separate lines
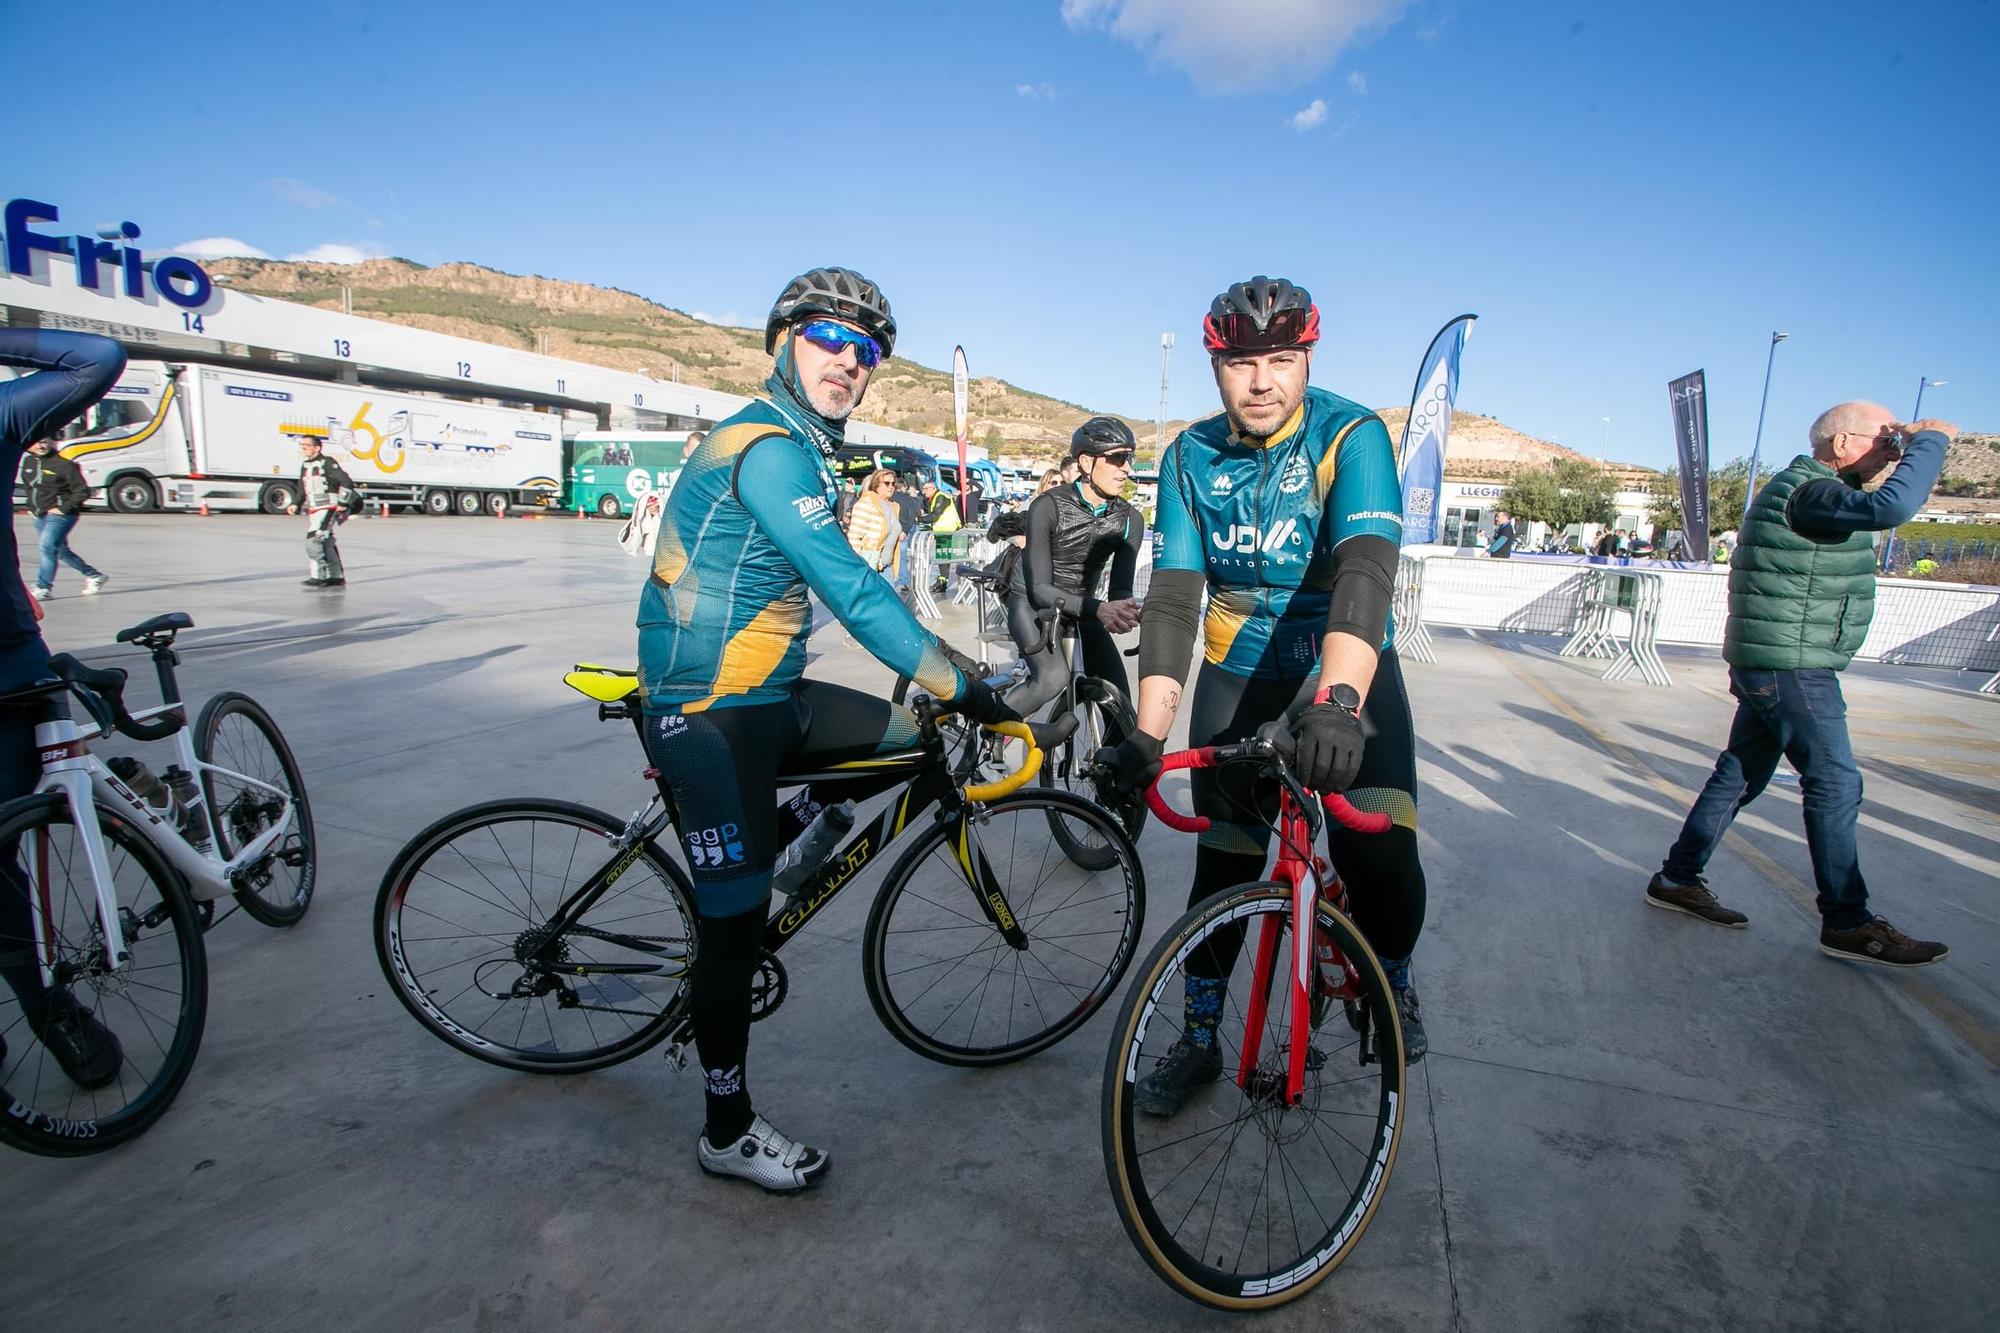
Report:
30,722,129,978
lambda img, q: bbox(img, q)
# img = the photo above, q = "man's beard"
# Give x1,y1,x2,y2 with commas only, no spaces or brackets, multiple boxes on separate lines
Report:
805,377,860,421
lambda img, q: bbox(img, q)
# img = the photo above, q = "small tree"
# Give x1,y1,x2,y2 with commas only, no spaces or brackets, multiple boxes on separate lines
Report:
1649,457,1753,533
1503,459,1617,529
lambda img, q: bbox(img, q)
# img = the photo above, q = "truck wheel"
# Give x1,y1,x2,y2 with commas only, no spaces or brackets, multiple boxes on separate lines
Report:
259,482,300,515
596,494,623,520
107,474,159,514
453,490,483,517
483,492,509,517
421,489,453,517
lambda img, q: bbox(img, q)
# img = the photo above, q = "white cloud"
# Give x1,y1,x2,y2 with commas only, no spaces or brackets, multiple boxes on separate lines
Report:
1061,0,1410,93
167,236,270,261
268,176,341,210
285,243,387,264
1289,98,1328,131
690,310,743,327
1347,70,1368,94
1015,81,1058,99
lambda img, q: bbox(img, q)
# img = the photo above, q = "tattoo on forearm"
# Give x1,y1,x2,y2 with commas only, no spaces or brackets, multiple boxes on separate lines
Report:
1161,687,1181,713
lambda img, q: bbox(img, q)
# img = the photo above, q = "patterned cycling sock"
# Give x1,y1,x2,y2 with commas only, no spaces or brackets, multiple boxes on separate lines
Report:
1184,975,1227,1050
1379,954,1412,994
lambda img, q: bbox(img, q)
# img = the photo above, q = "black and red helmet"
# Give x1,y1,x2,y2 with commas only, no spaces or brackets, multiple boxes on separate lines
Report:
765,266,897,357
1202,276,1320,353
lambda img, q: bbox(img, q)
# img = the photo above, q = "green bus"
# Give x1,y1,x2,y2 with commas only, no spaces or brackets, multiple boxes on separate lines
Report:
566,431,692,519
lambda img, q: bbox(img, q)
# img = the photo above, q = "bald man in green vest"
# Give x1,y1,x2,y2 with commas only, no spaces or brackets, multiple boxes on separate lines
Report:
1646,403,1957,967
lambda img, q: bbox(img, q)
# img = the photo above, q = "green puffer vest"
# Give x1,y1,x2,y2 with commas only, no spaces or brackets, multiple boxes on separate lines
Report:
1722,454,1876,670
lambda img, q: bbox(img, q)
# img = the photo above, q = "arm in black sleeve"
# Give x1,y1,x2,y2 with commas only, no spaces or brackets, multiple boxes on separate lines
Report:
986,510,1024,543
1136,568,1205,685
56,457,92,512
1107,509,1143,601
1323,533,1398,647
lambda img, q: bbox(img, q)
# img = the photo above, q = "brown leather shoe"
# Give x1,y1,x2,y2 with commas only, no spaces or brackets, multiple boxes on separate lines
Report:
1645,873,1748,928
1820,917,1948,967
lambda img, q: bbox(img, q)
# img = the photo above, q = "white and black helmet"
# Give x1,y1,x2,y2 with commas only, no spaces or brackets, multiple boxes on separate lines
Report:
765,266,897,357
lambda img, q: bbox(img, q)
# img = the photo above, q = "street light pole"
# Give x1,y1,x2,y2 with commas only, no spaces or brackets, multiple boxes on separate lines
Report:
1913,376,1945,419
1600,416,1610,470
1744,331,1787,523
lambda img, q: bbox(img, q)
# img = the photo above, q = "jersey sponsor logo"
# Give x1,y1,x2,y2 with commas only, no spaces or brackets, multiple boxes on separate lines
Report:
1211,519,1303,554
685,823,744,868
1278,455,1310,495
1209,473,1235,496
1346,509,1405,528
791,494,829,521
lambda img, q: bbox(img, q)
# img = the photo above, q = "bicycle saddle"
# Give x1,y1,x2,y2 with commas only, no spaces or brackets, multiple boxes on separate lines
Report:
115,612,194,645
565,663,640,702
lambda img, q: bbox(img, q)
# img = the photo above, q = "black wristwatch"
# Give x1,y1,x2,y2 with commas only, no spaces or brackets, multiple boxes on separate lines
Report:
1315,683,1362,719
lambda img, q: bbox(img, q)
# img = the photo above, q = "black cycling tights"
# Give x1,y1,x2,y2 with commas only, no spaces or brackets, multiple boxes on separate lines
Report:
643,679,916,1144
1182,651,1426,980
1004,592,1131,720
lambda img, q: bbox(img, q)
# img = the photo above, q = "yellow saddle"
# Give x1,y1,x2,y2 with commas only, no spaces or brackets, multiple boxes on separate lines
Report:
564,663,640,702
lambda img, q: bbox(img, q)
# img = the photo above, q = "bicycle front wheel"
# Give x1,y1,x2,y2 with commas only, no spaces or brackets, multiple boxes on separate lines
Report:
863,788,1143,1066
0,796,208,1157
195,691,315,927
1102,883,1404,1311
1038,686,1145,868
374,799,697,1074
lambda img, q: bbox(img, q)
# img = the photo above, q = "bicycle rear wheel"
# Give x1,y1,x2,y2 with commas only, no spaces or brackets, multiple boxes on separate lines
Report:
0,795,208,1156
195,691,315,927
374,799,697,1073
1102,883,1404,1310
863,788,1143,1066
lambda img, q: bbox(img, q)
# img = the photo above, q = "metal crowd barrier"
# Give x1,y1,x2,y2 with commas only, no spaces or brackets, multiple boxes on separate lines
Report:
1556,568,1673,686
904,529,941,622
1393,555,1438,663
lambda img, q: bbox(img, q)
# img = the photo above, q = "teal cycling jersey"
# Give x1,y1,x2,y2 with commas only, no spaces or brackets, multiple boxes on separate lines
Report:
1155,386,1402,678
637,396,964,712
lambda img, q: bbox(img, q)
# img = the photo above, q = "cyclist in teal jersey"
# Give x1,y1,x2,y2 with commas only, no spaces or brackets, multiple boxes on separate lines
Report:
1100,276,1430,1113
638,267,1012,1191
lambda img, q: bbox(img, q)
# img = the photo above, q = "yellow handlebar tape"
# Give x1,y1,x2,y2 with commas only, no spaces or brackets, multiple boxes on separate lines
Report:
963,720,1042,802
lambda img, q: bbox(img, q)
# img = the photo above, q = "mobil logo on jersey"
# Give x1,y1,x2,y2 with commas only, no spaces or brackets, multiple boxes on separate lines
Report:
1212,518,1306,556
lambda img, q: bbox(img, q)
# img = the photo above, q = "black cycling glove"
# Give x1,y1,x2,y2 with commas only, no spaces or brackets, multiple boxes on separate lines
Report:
1287,702,1365,794
941,642,987,683
955,677,1020,727
1094,731,1164,799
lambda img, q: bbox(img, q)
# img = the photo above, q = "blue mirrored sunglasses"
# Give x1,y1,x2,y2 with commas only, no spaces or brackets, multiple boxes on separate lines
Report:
797,319,884,369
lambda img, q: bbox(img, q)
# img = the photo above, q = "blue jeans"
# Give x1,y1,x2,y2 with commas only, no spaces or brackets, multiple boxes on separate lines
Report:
1662,667,1868,928
33,511,101,589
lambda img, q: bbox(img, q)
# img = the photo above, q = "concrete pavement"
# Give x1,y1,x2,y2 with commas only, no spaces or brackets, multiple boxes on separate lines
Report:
4,511,1997,1331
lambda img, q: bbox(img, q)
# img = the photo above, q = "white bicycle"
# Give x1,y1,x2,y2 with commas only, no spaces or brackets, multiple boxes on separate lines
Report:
0,611,314,1155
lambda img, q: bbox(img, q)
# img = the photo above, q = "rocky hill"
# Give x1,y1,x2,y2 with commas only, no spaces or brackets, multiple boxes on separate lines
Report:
1939,434,2000,498
208,256,1644,475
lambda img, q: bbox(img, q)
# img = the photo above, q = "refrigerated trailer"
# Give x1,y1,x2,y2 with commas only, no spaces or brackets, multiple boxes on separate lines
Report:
53,362,568,515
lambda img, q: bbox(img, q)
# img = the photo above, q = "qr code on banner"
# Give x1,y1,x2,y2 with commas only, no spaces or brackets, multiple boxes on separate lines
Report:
1406,487,1435,517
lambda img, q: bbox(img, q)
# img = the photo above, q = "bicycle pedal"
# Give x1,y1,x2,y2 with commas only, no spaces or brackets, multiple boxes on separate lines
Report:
663,1039,689,1073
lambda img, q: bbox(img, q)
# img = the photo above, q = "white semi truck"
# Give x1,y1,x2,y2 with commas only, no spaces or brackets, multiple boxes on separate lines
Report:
53,362,568,516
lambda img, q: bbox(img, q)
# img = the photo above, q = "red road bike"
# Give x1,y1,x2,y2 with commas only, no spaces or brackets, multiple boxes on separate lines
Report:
1101,737,1405,1310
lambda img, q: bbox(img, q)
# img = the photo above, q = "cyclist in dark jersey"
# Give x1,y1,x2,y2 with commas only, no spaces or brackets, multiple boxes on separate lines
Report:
1004,416,1145,719
1099,277,1430,1114
637,267,1012,1192
0,330,128,1087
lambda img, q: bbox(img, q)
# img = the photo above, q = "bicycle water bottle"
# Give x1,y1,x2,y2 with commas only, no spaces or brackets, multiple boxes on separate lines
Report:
107,756,175,818
163,765,212,851
771,800,856,904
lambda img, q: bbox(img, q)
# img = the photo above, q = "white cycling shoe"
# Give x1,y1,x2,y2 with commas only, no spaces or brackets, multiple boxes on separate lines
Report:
697,1113,830,1193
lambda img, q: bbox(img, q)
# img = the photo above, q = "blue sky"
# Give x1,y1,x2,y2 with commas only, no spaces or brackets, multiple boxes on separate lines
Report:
7,0,1996,468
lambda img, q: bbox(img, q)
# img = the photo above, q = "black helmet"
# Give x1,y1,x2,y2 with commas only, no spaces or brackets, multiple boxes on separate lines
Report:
1071,416,1136,458
765,266,897,357
1202,276,1320,352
